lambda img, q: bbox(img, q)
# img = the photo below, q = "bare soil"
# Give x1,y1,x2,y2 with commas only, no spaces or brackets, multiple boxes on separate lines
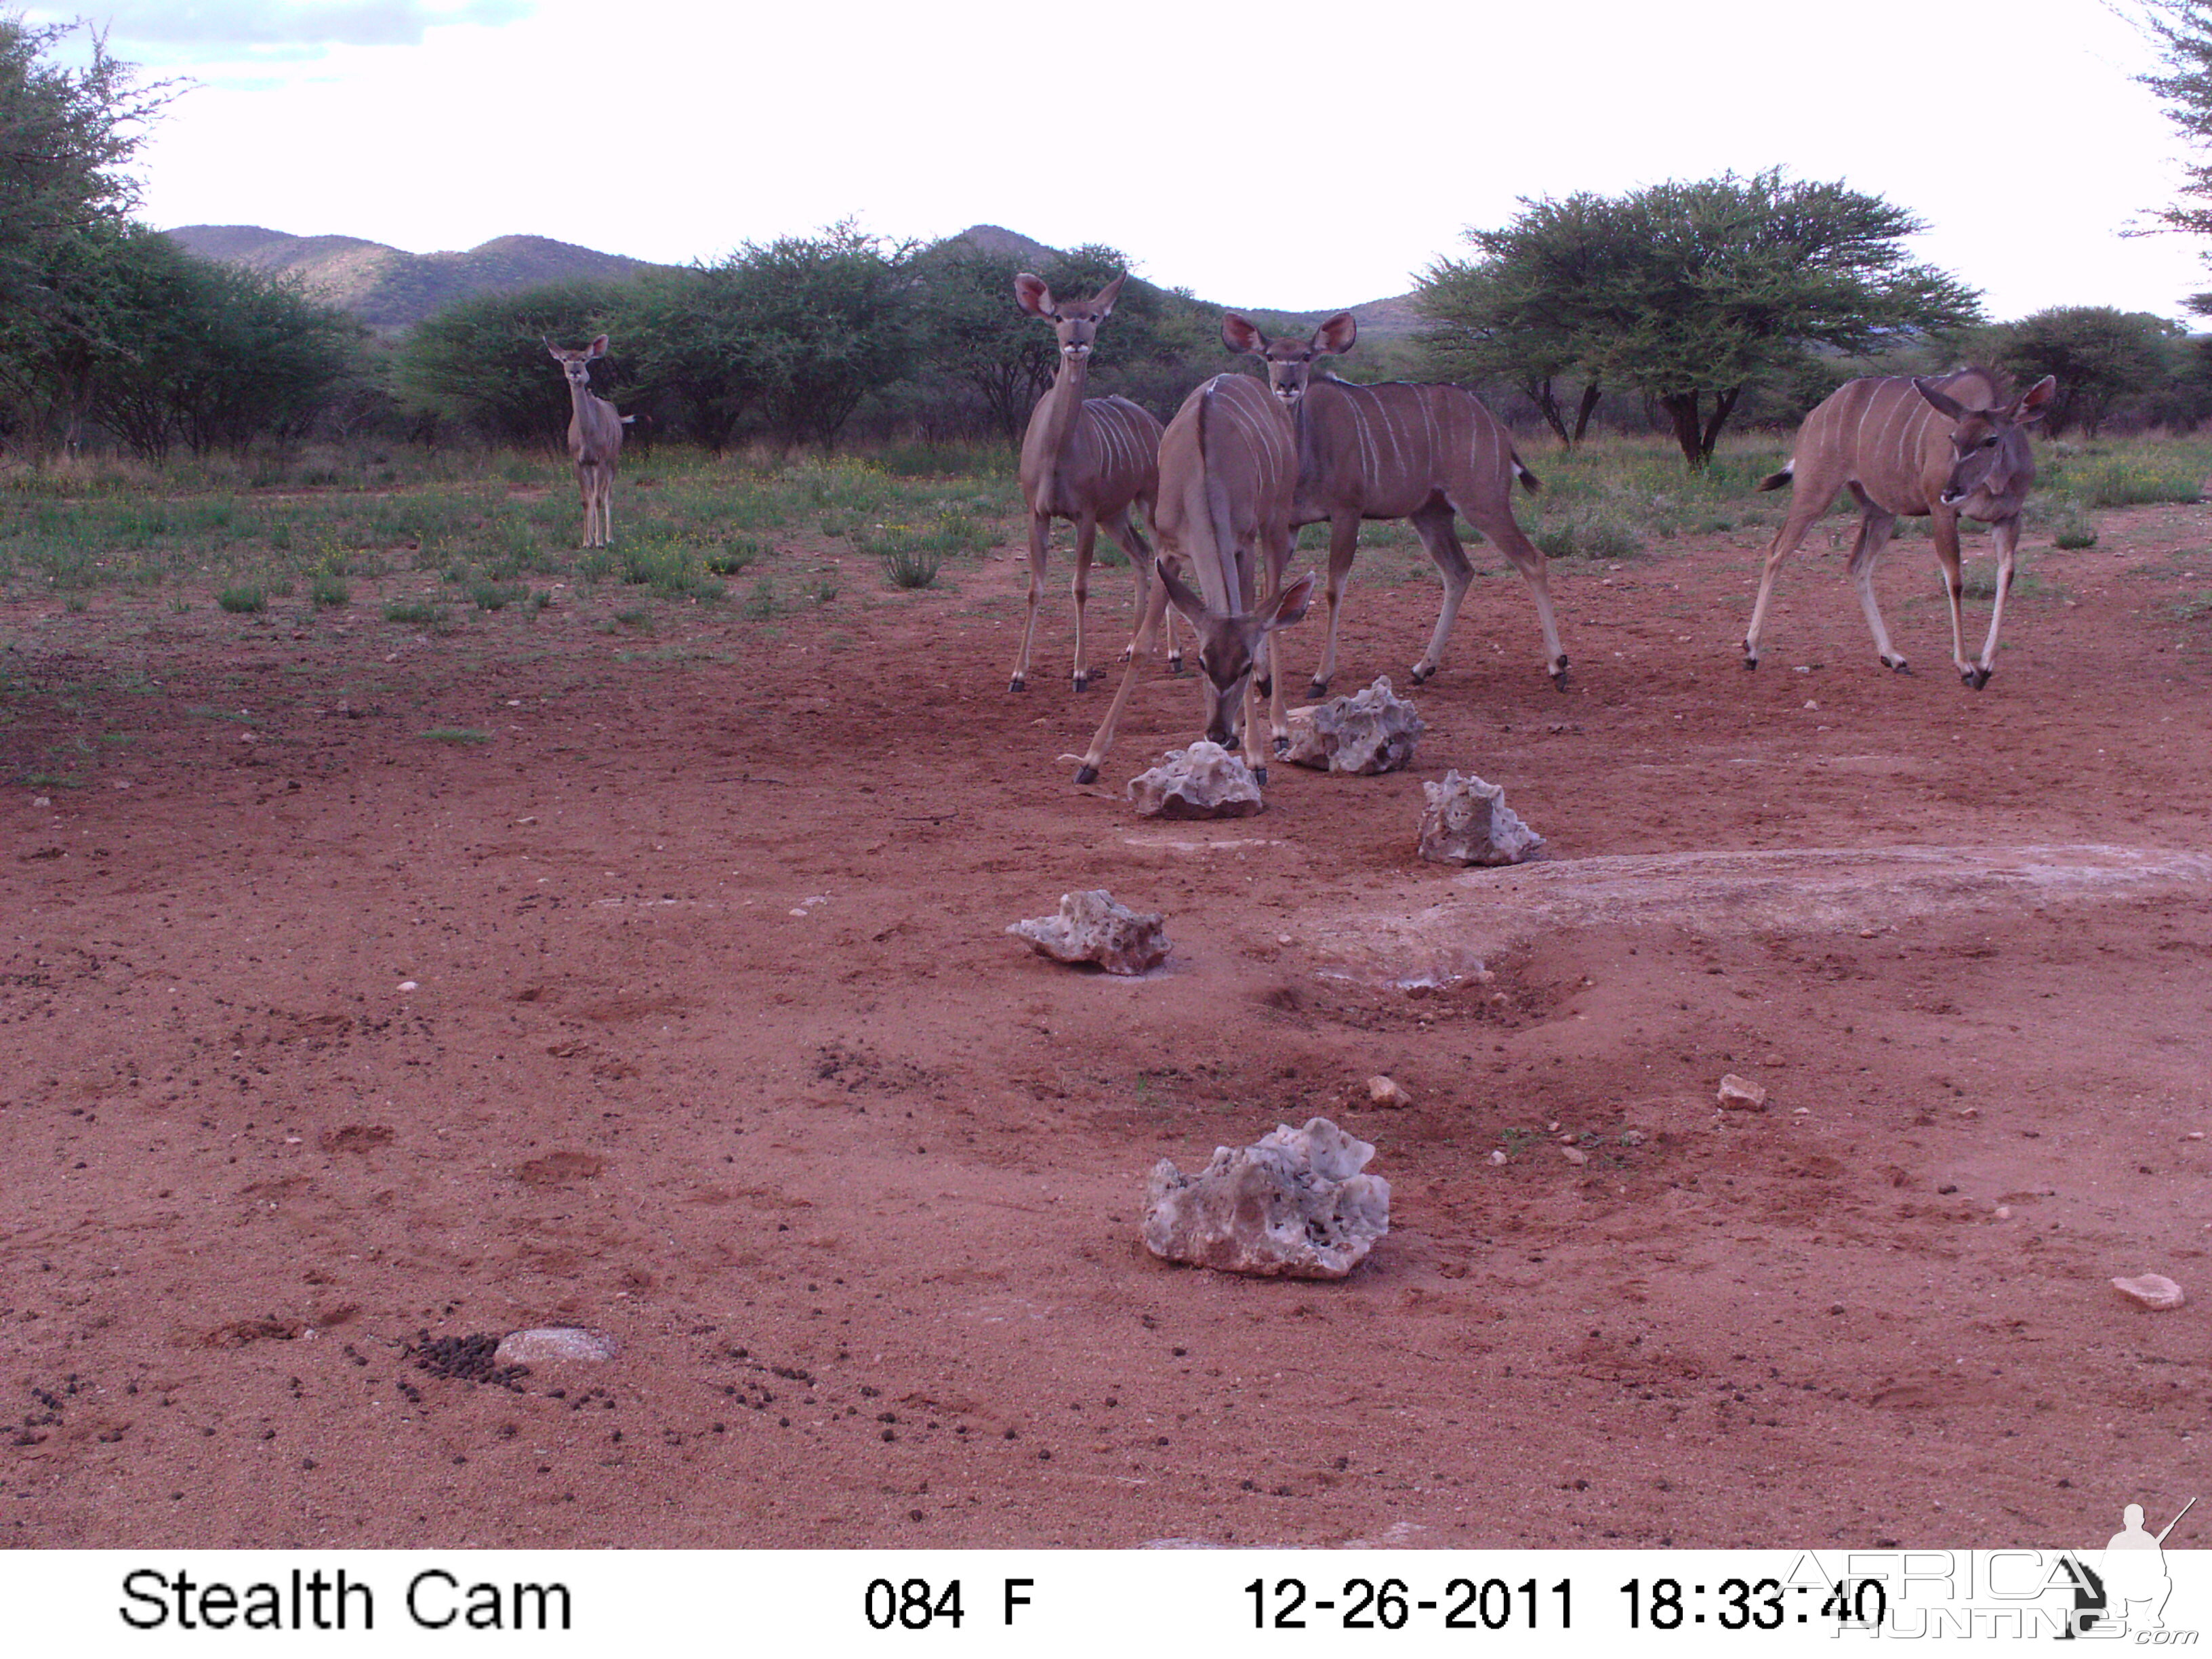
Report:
3,507,2209,1549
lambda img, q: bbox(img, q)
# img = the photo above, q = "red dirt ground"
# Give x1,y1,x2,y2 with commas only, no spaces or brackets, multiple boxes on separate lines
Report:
3,504,2209,1550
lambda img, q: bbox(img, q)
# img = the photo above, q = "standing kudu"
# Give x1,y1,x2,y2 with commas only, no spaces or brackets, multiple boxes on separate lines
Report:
546,335,623,548
1223,312,1568,699
1073,374,1315,785
1744,368,2057,689
1012,272,1170,692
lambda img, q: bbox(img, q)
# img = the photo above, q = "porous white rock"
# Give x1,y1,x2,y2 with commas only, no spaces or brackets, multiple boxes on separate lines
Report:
1417,771,1544,866
1717,1073,1769,1111
1142,1117,1390,1279
1284,677,1425,775
2111,1273,2186,1311
1127,741,1263,819
1008,889,1169,976
493,1326,621,1366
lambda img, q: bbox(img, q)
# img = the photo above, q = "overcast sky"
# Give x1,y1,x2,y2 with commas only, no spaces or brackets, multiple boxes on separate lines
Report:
39,0,2212,319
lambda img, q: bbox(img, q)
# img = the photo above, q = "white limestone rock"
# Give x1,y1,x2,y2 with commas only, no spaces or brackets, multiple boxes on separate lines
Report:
1284,677,1425,774
1142,1117,1391,1279
494,1326,620,1366
1008,889,1169,976
1128,741,1263,819
1417,770,1545,866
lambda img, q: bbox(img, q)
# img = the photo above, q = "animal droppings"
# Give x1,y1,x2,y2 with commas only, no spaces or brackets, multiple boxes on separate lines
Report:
1417,771,1544,866
493,1326,623,1365
1282,677,1425,774
1143,1117,1390,1279
1717,1074,1769,1111
2110,1274,2185,1312
1007,890,1170,977
1126,741,1263,819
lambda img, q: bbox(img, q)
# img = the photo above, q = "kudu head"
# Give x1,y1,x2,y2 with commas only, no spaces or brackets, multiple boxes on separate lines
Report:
1221,312,1358,411
546,334,609,392
1013,272,1127,363
1153,558,1316,745
1913,373,2057,509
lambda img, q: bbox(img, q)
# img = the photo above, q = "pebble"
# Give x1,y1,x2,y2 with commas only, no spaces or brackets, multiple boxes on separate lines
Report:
494,1326,623,1365
1560,1146,1589,1166
1994,1206,2011,1220
1488,1150,1508,1166
397,981,418,993
1717,1074,1768,1112
1366,1076,1412,1109
1761,1052,1785,1067
31,796,50,808
2110,1274,2186,1313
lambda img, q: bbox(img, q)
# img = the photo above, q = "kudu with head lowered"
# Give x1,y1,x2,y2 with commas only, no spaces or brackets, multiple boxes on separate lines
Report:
1223,312,1568,699
1744,368,2057,689
1012,272,1170,693
1072,373,1315,785
546,335,623,548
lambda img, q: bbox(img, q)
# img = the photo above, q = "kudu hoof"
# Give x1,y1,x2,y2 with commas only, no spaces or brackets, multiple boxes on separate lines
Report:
1273,735,1289,756
1073,763,1100,786
1253,764,1269,787
1008,676,1027,693
1071,672,1090,693
1742,653,1759,672
1307,678,1330,699
1168,653,1185,676
1408,662,1435,685
1883,655,1913,676
1964,666,1992,691
1551,659,1570,690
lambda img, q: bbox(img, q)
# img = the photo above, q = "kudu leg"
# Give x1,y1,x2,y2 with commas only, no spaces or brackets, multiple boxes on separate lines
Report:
1073,575,1172,785
1844,508,1908,673
1929,508,1977,686
1744,493,1837,669
1307,513,1363,697
1107,508,1177,675
1070,513,1100,692
1967,516,2019,690
1010,512,1051,693
602,471,614,547
1452,497,1572,689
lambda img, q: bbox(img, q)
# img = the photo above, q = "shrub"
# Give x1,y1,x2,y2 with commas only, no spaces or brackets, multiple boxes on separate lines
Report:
217,585,267,613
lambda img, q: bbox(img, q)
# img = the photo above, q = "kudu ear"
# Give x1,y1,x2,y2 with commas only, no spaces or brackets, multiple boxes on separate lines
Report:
544,336,565,362
1013,272,1053,318
1092,272,1128,317
1311,312,1357,357
586,335,609,359
1221,312,1267,356
1913,377,1970,423
2011,375,2057,424
1257,571,1317,632
1154,558,1210,628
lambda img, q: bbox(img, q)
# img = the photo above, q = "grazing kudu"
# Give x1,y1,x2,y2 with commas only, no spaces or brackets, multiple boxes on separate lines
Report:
1072,374,1315,784
546,335,622,548
1223,311,1568,699
1744,369,2057,689
1012,272,1170,692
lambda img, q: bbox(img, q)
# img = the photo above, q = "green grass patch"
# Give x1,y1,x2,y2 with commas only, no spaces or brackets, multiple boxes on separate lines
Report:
216,585,268,613
420,727,491,744
383,600,447,627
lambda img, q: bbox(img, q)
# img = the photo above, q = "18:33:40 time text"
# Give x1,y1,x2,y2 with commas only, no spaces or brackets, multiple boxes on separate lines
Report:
1247,1577,1571,1631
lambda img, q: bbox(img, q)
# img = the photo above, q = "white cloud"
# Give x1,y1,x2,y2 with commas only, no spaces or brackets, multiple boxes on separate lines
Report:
84,1,530,53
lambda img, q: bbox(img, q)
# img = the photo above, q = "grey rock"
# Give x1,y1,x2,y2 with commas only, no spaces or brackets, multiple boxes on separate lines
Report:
1008,889,1169,976
1143,1116,1391,1279
494,1326,620,1366
1418,769,1545,866
1128,740,1263,819
1284,677,1425,774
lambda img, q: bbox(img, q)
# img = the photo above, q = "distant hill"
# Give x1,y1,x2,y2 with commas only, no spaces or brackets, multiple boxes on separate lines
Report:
165,220,1424,342
163,226,672,330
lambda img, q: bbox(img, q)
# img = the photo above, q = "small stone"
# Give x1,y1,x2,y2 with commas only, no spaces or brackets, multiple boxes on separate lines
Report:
31,796,50,808
1418,770,1544,866
1282,678,1425,774
1143,1118,1390,1279
2189,1132,2205,1141
1994,1206,2011,1220
1488,1149,1508,1166
397,980,418,993
1126,741,1263,819
1366,1075,1412,1109
1008,890,1169,977
1717,1073,1768,1111
1619,1129,1647,1147
1802,699,1819,711
493,1326,621,1365
1761,1052,1785,1067
1560,1145,1588,1166
2110,1274,2186,1312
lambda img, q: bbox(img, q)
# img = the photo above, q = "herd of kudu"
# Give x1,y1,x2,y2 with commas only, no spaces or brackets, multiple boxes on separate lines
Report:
548,279,2060,778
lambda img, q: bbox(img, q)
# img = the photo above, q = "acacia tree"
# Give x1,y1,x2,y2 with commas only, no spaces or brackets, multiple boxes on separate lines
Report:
1993,307,2178,436
2137,0,2212,308
392,279,627,447
1421,171,1982,468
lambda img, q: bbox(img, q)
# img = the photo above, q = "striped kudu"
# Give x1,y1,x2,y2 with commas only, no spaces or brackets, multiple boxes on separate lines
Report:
1744,369,2057,689
1223,312,1568,699
1012,272,1170,692
1072,374,1315,784
546,335,623,548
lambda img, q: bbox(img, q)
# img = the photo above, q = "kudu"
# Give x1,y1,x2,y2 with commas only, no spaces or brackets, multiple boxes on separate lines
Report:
1012,272,1170,692
546,335,623,548
1223,311,1568,699
1072,374,1315,784
1744,368,2057,689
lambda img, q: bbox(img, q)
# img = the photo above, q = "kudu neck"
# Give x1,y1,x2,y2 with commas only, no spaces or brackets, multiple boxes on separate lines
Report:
1038,351,1092,456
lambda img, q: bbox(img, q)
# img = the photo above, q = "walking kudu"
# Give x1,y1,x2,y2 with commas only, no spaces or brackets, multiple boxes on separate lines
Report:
1072,374,1315,784
546,335,622,548
1223,312,1568,700
1744,368,2057,689
1012,272,1170,692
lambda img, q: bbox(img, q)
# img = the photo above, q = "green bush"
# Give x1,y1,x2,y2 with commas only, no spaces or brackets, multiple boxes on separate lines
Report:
217,585,267,613
310,573,350,607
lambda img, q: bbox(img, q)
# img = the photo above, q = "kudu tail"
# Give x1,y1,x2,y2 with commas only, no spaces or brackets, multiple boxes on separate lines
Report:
1758,462,1794,493
1511,451,1540,495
